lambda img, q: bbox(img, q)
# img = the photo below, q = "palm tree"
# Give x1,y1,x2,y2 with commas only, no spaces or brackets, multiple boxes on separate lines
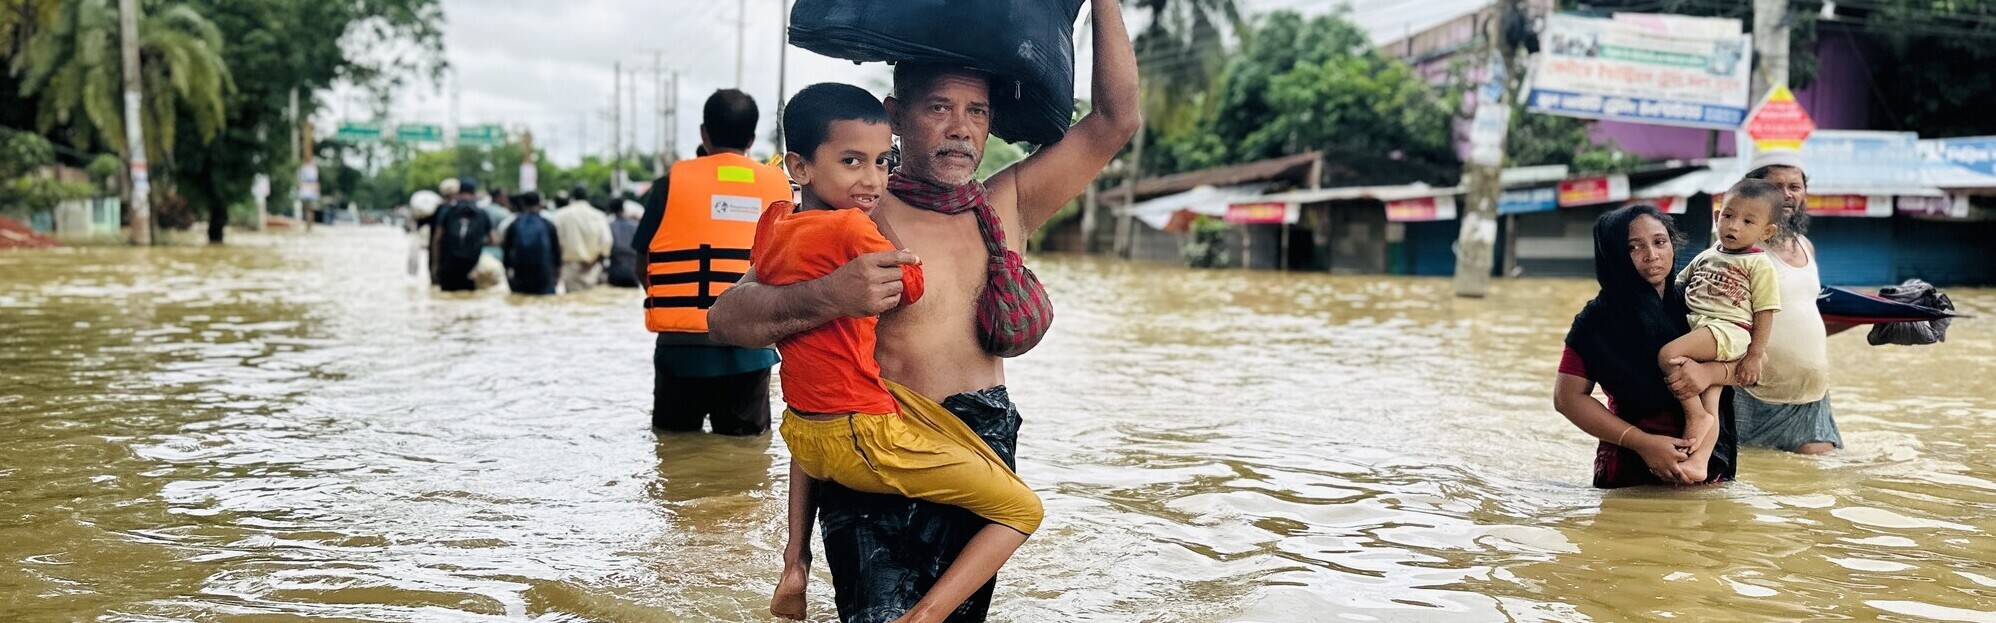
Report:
16,0,232,200
1,0,61,63
1132,0,1242,139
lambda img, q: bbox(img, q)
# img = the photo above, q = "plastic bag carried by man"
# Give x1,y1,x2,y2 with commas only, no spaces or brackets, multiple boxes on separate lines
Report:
789,0,1087,145
1868,279,1956,346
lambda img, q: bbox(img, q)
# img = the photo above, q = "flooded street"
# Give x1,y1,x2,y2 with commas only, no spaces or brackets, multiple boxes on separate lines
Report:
4,227,1993,622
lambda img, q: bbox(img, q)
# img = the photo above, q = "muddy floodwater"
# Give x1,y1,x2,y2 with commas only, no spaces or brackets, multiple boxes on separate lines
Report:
3,227,1993,622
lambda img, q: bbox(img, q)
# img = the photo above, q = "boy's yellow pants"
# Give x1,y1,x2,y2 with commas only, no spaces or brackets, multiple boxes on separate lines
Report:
779,379,1043,535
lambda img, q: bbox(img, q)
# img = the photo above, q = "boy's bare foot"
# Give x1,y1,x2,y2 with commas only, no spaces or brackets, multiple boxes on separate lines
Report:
1681,459,1709,484
771,566,809,620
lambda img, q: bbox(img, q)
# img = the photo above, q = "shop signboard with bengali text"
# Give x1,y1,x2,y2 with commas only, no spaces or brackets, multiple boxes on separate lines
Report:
1557,174,1631,207
1223,202,1295,225
1895,194,1969,218
1526,13,1752,130
1920,137,1996,189
1807,194,1892,218
1638,196,1687,214
1499,186,1558,215
1800,130,1918,194
1385,196,1459,222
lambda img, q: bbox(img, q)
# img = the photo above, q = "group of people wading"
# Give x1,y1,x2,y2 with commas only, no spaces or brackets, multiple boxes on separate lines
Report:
595,0,1848,619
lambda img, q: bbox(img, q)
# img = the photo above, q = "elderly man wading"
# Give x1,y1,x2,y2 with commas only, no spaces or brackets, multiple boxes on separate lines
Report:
707,1,1139,620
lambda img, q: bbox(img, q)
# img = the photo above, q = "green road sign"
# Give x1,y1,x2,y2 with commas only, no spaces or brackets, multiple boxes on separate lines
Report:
457,124,504,147
335,121,384,143
395,123,445,144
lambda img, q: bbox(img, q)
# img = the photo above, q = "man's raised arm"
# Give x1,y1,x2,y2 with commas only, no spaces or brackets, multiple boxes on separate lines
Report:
708,249,922,348
990,0,1140,233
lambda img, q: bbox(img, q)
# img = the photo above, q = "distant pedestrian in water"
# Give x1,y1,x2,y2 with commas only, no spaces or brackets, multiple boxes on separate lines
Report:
551,185,613,293
606,188,642,289
431,177,493,292
481,186,513,258
501,191,561,296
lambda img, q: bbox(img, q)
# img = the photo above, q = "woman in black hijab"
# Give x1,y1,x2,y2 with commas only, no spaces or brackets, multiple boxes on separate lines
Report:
1555,204,1737,488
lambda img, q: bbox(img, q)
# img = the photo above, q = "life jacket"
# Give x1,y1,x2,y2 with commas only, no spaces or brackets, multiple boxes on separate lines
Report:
645,152,792,333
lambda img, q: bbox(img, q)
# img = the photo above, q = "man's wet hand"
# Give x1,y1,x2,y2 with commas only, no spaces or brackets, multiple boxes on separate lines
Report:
821,249,921,318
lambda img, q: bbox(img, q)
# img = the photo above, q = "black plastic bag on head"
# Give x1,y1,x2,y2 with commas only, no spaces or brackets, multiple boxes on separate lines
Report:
789,0,1085,145
1868,279,1955,346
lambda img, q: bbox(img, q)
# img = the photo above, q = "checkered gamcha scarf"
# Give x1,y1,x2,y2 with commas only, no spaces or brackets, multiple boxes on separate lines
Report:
888,173,1053,358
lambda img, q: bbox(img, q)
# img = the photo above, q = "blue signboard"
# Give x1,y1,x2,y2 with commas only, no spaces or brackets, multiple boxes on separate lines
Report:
1802,130,1923,194
1527,90,1747,129
1499,186,1559,215
1921,136,1996,188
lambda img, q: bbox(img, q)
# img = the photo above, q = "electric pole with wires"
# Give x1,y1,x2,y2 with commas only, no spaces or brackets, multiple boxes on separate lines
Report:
1453,0,1528,298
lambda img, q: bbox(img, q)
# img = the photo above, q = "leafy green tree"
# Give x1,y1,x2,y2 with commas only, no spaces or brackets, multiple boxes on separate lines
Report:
16,0,233,195
977,136,1026,180
0,127,96,214
1862,2,1996,137
171,0,443,242
1,0,59,64
0,0,61,130
1142,10,1456,184
1502,97,1639,172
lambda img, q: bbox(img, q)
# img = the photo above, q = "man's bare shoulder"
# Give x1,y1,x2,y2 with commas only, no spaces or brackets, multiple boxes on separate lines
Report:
978,168,1026,236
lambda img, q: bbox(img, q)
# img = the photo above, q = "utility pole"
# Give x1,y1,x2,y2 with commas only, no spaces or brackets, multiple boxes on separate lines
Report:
301,118,316,232
644,49,667,175
776,0,790,154
612,60,624,197
253,126,268,232
448,73,460,149
667,72,680,162
118,0,149,245
628,66,641,170
736,0,748,89
1752,0,1791,103
1452,0,1523,298
289,87,308,231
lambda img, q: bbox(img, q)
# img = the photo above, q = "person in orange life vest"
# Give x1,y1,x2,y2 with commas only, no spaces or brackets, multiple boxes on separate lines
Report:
629,89,792,434
762,84,1041,623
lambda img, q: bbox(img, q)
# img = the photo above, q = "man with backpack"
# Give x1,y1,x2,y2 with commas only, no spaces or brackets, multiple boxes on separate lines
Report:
431,176,493,292
501,191,562,296
606,193,642,289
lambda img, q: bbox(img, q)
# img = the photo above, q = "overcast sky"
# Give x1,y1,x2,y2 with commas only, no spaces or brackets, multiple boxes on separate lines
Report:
327,0,1489,167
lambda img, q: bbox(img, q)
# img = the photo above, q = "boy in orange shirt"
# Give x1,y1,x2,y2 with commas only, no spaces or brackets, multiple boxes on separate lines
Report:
764,83,1042,623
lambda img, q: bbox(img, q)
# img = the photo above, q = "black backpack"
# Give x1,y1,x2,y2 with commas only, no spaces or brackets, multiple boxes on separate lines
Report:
438,202,492,261
607,217,640,287
505,213,558,279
